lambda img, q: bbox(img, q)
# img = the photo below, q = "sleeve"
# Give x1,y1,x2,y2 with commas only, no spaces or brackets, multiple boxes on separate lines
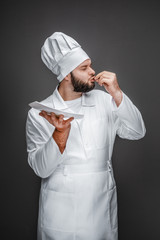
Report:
111,92,146,140
25,109,65,178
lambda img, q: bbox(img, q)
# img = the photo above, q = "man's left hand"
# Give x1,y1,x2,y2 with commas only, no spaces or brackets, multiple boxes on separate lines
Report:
95,71,123,107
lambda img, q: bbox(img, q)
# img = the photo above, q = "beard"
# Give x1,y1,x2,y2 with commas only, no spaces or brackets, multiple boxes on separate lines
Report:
70,72,95,93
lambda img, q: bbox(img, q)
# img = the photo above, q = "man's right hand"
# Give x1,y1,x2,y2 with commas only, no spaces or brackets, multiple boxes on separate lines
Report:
39,111,74,153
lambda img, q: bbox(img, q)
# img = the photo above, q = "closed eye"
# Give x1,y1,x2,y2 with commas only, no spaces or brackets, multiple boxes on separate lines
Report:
81,64,93,70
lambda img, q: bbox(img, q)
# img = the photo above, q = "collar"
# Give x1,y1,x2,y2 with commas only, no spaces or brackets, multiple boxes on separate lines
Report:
52,85,96,110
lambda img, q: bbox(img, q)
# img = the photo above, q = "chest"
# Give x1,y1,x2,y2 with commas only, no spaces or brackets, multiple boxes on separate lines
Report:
69,104,113,150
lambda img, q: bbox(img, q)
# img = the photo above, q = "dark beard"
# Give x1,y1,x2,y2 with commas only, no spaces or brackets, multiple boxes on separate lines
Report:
71,72,95,93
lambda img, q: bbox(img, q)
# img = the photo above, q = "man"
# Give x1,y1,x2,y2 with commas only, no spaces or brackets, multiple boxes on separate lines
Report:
26,32,146,240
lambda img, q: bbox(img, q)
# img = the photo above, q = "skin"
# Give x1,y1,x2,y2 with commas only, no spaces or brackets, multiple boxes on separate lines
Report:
39,59,122,154
39,112,73,154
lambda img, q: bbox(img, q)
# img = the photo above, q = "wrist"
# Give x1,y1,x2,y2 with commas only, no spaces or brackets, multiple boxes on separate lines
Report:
52,127,70,148
112,89,123,107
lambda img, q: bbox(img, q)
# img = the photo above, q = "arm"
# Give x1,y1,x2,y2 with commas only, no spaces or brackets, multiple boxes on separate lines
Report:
53,127,71,154
26,110,74,178
111,92,146,139
95,71,146,140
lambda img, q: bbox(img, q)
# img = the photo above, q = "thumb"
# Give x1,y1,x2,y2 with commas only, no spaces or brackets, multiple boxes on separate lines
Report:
64,117,74,124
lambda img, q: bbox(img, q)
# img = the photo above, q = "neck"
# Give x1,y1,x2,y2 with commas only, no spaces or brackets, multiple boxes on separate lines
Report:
58,81,82,101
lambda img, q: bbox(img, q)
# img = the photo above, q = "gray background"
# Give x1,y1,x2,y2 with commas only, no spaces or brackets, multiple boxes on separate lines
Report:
1,0,160,239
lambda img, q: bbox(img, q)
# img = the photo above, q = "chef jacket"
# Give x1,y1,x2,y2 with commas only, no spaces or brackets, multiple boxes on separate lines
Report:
26,85,146,240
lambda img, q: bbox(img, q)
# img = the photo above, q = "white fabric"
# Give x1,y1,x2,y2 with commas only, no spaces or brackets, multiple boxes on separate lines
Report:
41,32,90,82
26,86,146,240
65,96,82,113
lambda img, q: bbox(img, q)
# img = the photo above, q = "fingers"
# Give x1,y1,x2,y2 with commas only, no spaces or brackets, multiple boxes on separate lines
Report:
95,71,117,87
50,112,57,121
39,111,51,122
99,77,110,86
39,111,74,127
95,74,109,86
39,111,57,125
95,71,115,80
95,71,106,80
58,114,64,123
64,117,74,124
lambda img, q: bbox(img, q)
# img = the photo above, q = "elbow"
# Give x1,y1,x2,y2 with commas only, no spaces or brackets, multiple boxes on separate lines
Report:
35,170,53,179
137,116,146,139
27,152,54,179
139,122,146,139
139,127,146,139
133,119,146,140
31,162,55,179
36,164,56,178
135,126,146,140
32,159,55,179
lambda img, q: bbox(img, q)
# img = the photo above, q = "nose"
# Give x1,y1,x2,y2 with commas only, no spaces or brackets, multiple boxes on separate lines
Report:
89,67,95,76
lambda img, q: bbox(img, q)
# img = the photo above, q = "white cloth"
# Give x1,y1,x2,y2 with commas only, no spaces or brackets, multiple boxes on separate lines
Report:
26,86,146,240
41,32,90,82
65,96,82,113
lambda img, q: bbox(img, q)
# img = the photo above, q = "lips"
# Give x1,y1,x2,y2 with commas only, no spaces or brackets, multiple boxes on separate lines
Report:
90,76,96,82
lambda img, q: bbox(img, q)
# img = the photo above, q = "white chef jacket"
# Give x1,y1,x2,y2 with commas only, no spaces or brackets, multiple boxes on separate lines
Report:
65,96,82,113
26,85,146,240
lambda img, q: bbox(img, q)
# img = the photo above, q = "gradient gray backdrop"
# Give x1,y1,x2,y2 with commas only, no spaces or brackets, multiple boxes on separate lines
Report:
1,0,160,239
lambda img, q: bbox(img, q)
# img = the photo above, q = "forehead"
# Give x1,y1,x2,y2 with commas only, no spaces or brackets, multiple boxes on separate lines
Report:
78,59,91,67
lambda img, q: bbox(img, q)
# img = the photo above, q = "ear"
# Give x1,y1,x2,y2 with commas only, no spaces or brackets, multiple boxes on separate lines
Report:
64,73,71,81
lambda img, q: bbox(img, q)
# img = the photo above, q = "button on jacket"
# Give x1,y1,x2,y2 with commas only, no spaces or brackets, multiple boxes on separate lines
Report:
26,85,146,240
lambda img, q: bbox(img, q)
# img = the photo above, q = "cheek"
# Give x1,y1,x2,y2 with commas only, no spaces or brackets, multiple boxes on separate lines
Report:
72,69,89,82
77,71,88,80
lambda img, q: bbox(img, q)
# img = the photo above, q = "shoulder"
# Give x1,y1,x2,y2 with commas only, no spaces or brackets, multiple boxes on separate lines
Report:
39,94,53,106
27,93,53,122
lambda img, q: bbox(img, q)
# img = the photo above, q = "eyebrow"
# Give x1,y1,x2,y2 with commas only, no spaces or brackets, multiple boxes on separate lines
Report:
80,63,92,68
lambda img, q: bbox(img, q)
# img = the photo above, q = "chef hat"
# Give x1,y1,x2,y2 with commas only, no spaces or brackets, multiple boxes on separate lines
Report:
41,32,90,82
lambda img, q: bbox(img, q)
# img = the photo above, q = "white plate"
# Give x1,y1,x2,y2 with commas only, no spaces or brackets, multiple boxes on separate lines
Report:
29,101,84,119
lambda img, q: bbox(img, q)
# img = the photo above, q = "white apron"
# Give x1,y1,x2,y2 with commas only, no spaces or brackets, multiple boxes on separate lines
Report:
26,85,146,240
38,161,118,240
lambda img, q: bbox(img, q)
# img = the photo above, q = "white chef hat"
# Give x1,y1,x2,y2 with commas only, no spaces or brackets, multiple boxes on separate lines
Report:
41,32,90,82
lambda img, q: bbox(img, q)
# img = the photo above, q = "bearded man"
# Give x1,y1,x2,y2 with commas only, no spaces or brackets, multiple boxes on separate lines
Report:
26,32,146,240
